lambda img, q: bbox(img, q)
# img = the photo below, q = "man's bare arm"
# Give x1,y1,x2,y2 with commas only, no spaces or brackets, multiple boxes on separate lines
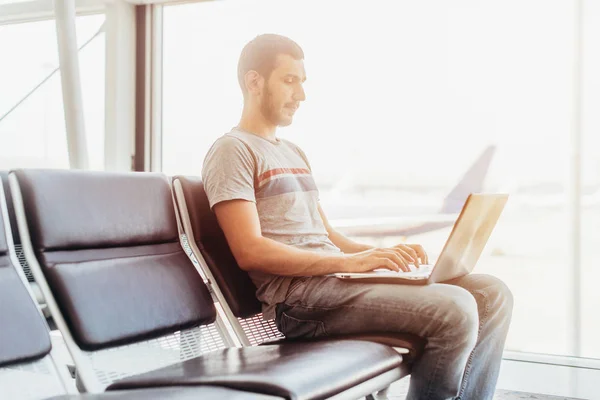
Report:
317,204,427,267
213,200,411,275
317,204,375,254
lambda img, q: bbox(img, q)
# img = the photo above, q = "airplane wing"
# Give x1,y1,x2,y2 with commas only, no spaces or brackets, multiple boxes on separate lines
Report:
331,214,458,237
440,145,496,213
328,145,496,238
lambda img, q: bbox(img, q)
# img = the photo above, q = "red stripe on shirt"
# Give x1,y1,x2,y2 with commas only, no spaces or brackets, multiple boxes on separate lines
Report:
257,168,311,185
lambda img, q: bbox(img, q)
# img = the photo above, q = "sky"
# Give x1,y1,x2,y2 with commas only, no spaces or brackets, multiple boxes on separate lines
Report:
160,0,600,189
1,0,599,189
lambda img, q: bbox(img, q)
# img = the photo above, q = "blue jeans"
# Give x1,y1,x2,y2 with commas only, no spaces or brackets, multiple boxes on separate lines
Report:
274,274,513,400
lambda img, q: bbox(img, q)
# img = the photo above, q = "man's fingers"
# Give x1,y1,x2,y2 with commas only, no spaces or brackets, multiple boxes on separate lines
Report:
392,246,419,267
384,252,409,272
376,257,400,272
395,244,418,259
386,247,415,262
407,247,420,267
378,249,410,271
409,244,429,265
421,249,429,264
396,248,419,268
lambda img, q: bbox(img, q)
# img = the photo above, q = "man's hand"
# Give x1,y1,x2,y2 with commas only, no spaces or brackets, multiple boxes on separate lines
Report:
341,244,429,273
342,248,411,273
389,243,429,268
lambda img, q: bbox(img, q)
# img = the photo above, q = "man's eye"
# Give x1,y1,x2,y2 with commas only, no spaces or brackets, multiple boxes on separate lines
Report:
285,78,294,83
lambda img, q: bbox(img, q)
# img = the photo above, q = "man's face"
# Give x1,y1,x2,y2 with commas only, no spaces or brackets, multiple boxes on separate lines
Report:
259,54,306,127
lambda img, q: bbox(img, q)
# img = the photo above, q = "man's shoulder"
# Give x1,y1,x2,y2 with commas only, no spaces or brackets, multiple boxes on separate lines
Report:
208,132,254,155
202,132,257,176
280,138,308,156
279,137,301,150
279,138,310,165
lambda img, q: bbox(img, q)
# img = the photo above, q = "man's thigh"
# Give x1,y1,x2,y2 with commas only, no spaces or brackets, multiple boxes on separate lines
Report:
276,276,479,339
446,273,512,300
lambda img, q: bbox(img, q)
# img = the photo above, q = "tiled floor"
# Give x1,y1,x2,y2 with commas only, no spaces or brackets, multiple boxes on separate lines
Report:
387,378,584,400
493,391,583,400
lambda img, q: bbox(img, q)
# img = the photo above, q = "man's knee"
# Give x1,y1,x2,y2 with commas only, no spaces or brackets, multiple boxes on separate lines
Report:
477,274,514,318
436,287,479,346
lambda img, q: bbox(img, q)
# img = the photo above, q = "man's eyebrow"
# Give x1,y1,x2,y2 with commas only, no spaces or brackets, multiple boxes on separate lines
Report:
284,74,307,82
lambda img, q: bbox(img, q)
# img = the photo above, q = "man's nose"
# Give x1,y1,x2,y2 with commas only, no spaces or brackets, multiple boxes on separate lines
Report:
294,85,306,101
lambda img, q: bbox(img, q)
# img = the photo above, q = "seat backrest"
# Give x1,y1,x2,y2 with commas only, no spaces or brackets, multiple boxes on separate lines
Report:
0,179,51,367
1,171,20,245
0,179,66,399
174,175,262,319
2,170,36,284
12,169,216,351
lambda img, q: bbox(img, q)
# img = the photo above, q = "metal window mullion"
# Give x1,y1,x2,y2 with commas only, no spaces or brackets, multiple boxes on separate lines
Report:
568,0,584,358
148,4,164,172
0,0,105,26
141,5,153,172
53,0,89,170
134,5,148,171
105,1,137,172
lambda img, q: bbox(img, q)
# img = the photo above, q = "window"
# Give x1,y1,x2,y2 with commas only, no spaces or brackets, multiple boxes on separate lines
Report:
0,14,106,170
580,0,600,358
162,0,599,359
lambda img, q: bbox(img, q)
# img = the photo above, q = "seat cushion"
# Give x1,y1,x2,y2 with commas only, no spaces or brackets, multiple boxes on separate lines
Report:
48,386,281,400
262,332,426,364
107,340,402,400
0,258,51,367
39,243,215,351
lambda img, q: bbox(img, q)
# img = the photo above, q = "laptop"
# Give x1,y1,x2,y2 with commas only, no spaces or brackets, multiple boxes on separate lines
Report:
331,193,508,285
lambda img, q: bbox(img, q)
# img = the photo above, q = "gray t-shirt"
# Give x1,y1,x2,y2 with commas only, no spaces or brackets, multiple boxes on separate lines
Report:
202,128,340,319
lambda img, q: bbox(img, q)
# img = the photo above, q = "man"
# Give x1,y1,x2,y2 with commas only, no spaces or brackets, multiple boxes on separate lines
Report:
202,34,513,400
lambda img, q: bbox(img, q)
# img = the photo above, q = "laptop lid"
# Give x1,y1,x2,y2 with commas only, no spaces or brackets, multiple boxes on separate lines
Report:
427,193,508,283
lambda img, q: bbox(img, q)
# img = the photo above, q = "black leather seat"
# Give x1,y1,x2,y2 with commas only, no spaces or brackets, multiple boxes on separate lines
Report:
11,169,404,399
109,340,402,398
0,172,19,247
174,175,426,366
49,387,280,400
0,177,280,400
0,170,49,319
0,199,51,370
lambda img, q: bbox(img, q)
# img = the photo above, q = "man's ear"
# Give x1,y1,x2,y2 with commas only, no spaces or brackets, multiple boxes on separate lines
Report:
245,70,263,96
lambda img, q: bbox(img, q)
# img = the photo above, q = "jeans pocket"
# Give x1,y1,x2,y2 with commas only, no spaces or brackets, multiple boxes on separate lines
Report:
279,311,327,339
286,277,309,300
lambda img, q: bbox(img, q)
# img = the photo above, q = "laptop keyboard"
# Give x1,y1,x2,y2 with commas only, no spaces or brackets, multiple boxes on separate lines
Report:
372,264,433,277
401,264,433,277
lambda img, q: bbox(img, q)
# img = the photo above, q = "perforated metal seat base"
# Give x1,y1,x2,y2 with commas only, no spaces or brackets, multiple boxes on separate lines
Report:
80,325,227,390
238,315,284,345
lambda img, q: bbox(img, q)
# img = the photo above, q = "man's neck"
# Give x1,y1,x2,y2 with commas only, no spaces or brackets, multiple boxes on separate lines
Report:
238,112,277,142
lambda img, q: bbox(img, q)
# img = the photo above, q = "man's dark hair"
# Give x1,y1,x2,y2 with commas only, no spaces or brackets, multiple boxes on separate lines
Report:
238,34,304,96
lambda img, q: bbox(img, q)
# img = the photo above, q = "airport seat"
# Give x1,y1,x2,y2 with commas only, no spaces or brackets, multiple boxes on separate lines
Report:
172,175,426,369
0,179,66,400
48,387,281,400
8,169,405,399
0,171,48,319
0,179,281,400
